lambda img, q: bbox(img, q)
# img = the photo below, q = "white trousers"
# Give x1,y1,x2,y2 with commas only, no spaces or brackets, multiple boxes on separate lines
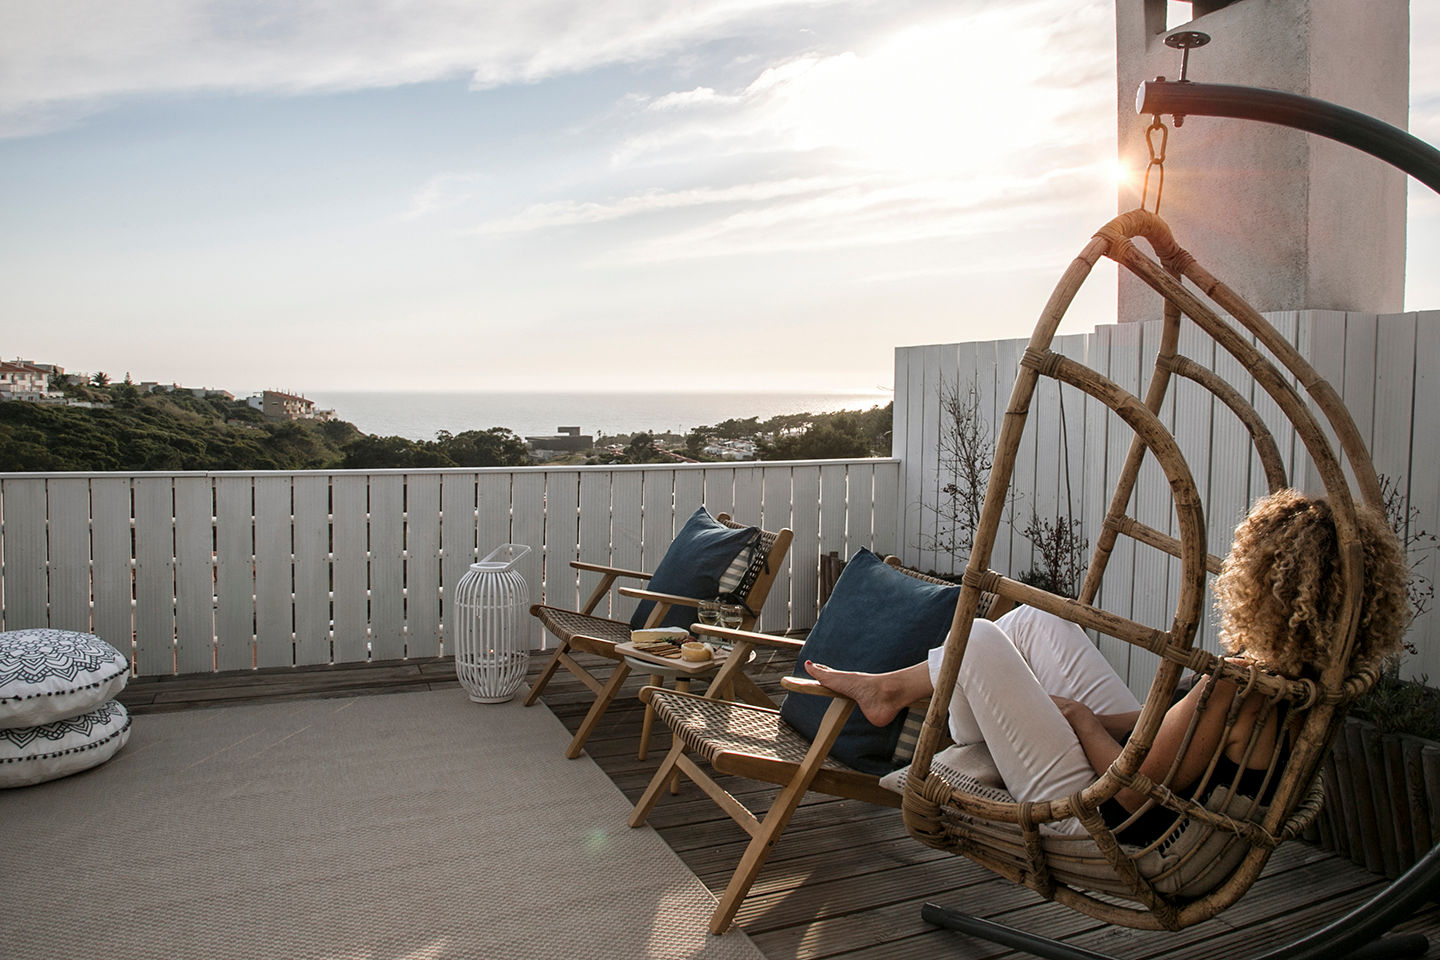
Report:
925,605,1141,835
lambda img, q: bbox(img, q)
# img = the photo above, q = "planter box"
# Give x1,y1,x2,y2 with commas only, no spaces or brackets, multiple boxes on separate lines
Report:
1308,716,1440,878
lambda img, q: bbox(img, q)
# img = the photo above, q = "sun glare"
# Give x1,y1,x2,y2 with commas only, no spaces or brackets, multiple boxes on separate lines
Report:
770,9,1104,181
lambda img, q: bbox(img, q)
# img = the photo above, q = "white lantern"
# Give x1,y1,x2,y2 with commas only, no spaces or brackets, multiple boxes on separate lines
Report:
451,544,532,703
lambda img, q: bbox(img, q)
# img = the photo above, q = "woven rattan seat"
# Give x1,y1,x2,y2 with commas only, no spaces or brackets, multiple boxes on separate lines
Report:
647,690,854,772
529,608,630,652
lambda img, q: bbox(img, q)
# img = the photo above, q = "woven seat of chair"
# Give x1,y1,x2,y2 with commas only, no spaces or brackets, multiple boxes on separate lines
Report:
648,689,856,773
531,606,631,647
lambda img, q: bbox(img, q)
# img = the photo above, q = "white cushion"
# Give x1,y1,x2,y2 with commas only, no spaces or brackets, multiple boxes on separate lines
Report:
880,741,1008,794
0,699,132,788
0,629,130,729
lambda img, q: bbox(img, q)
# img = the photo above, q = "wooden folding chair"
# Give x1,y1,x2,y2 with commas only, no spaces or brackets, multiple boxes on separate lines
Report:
628,558,1004,934
524,512,792,759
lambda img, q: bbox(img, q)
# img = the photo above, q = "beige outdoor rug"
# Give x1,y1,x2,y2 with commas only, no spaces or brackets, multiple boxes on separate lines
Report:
1,687,765,960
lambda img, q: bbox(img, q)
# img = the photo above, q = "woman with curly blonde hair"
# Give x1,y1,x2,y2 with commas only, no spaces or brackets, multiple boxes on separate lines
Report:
1213,488,1410,679
805,489,1410,840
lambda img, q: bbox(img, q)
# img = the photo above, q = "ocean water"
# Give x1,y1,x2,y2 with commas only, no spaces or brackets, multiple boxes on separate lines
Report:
308,390,893,441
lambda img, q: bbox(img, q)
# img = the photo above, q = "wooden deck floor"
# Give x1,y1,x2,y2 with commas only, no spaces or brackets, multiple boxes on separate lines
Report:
121,653,1440,960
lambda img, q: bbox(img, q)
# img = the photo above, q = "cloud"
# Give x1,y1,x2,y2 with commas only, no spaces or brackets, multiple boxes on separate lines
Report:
403,172,487,221
459,2,1117,266
466,176,845,234
0,0,846,137
604,162,1112,264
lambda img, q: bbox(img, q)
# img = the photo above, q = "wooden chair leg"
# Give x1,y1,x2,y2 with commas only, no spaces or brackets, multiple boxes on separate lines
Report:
564,660,631,759
523,640,568,706
630,738,687,828
638,673,663,761
668,678,691,795
709,697,855,934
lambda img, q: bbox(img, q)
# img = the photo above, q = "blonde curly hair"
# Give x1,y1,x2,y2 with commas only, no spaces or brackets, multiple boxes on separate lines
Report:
1213,489,1410,678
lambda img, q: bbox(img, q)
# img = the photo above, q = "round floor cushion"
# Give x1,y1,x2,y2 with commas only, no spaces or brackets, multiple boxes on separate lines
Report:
0,629,130,730
0,699,132,788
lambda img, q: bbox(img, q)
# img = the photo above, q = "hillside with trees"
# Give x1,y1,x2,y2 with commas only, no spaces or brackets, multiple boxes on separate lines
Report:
0,384,531,471
1,380,891,472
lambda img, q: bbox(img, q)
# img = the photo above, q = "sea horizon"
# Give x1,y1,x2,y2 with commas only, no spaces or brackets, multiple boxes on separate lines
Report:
307,389,893,442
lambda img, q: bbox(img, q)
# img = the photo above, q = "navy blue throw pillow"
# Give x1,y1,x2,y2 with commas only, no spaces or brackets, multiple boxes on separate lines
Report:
778,548,960,775
629,507,760,630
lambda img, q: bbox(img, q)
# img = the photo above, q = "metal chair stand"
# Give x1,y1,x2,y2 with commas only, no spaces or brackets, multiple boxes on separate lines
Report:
922,842,1440,960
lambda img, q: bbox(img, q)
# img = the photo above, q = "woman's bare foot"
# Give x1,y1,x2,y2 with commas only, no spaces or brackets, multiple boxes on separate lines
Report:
804,661,916,727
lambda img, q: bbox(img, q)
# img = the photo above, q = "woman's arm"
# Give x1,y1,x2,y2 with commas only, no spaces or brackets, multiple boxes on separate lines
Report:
1055,679,1232,813
1051,697,1125,775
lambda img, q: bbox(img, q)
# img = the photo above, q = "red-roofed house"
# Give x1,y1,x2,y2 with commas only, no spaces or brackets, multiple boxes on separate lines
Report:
0,361,51,400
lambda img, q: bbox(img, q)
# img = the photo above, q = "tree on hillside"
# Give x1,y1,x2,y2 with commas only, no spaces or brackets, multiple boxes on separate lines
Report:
624,432,661,463
711,416,761,440
758,412,873,460
340,435,451,469
684,427,709,459
436,428,531,467
90,371,110,387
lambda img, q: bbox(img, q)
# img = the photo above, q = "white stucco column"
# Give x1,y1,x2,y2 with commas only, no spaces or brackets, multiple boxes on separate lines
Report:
1115,0,1409,322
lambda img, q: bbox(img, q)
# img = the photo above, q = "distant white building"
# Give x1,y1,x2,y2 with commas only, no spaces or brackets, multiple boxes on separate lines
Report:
704,439,757,461
0,360,51,400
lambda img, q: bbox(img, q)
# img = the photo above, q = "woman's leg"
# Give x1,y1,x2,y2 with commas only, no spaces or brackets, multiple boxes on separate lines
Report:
802,660,931,728
993,606,1141,716
927,619,1096,833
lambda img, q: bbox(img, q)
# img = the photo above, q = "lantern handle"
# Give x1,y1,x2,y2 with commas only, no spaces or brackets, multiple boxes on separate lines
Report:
474,543,532,571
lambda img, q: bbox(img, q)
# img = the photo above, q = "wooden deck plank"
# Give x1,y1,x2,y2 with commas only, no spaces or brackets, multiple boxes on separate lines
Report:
120,653,1440,960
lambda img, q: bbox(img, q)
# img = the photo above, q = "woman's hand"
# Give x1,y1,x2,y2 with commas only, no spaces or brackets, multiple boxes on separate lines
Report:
1050,695,1091,726
1052,695,1124,782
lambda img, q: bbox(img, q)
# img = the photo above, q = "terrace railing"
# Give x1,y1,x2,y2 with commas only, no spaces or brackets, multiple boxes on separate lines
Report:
0,459,899,677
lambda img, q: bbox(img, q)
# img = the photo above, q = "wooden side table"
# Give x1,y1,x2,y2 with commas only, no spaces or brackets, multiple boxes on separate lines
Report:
616,641,754,791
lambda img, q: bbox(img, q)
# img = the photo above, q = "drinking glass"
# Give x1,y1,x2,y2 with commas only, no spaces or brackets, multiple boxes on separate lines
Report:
719,603,744,632
696,599,721,632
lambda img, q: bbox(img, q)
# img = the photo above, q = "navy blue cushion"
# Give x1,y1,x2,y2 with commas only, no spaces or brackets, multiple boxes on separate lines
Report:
629,507,759,630
778,548,959,775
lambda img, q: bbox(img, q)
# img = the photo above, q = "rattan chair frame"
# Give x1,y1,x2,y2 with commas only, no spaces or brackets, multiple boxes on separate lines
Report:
902,210,1388,935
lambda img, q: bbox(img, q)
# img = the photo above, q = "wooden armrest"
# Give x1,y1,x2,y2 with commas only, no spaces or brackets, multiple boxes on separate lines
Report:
571,560,652,580
617,587,701,607
780,676,846,698
692,625,805,652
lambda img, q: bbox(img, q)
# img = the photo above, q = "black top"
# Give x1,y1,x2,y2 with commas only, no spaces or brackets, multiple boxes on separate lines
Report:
1098,751,1278,846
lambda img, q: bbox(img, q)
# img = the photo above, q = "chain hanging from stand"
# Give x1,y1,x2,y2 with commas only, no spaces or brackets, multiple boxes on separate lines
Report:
1139,29,1209,216
1141,115,1168,214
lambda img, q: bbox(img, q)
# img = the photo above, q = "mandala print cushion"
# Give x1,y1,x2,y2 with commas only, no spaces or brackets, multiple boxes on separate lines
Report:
0,629,130,729
0,700,132,788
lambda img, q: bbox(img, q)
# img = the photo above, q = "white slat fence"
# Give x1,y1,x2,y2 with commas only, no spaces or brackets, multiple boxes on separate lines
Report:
0,459,900,677
895,309,1440,689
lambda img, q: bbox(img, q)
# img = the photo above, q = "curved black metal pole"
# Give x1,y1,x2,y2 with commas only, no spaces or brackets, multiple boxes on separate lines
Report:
1136,80,1440,196
923,839,1440,960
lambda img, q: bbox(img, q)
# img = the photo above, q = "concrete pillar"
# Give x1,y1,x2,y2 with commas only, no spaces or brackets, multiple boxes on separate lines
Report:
1115,0,1408,323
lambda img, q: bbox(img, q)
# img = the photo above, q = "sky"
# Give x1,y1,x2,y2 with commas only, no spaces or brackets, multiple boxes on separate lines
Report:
2,1,1438,396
